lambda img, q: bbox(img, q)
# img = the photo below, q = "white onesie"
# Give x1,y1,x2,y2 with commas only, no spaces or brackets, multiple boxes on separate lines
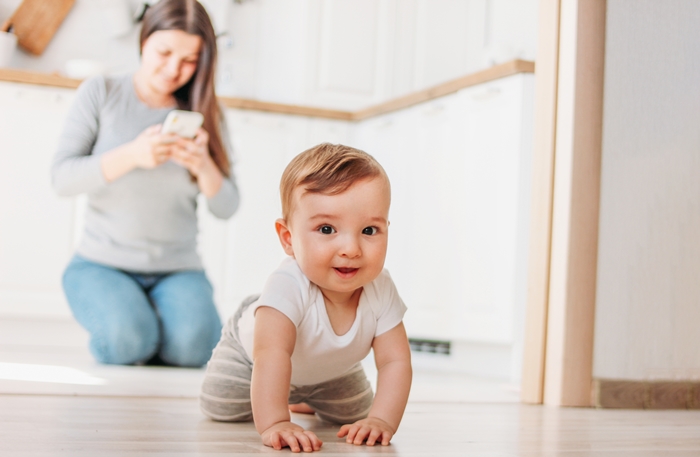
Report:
236,257,406,386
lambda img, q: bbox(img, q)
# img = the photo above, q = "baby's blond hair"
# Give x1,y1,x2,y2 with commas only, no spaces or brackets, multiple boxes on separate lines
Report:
279,143,388,220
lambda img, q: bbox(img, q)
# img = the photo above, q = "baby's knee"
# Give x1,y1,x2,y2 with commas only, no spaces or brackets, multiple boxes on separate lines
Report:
199,392,253,422
312,400,373,425
200,368,253,422
308,389,374,424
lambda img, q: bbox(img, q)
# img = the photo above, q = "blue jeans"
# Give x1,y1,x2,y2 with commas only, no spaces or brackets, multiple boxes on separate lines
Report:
62,255,222,367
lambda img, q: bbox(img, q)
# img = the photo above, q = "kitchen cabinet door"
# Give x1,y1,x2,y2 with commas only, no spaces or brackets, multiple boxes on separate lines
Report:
199,110,314,319
0,82,77,317
450,74,534,347
353,74,534,347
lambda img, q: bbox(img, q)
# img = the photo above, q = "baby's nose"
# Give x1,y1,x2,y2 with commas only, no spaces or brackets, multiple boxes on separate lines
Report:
339,236,361,257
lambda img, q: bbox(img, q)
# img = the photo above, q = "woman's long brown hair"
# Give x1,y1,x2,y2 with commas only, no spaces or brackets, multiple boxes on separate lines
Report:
140,0,230,177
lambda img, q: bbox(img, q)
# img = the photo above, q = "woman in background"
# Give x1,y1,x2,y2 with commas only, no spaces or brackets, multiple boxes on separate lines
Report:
51,0,238,367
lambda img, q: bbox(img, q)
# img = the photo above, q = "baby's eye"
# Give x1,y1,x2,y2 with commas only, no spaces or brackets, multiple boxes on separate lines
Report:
319,225,336,235
362,226,378,235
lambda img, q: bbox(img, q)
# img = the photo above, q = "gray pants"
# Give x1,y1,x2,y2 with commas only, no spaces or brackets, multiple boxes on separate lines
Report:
200,296,374,424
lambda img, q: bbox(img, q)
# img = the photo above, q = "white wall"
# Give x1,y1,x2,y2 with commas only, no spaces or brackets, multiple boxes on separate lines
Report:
0,0,142,74
0,0,538,108
593,0,700,381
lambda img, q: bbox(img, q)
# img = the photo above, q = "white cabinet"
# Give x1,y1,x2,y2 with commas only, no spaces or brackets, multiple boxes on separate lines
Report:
353,74,534,346
0,83,77,317
224,0,537,110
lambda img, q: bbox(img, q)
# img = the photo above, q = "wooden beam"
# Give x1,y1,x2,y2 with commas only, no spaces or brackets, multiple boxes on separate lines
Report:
0,68,80,88
1,60,535,121
352,60,535,120
543,0,606,407
218,97,353,120
520,0,562,405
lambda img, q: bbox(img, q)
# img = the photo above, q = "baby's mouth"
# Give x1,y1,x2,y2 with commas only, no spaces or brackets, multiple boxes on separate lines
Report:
334,267,358,275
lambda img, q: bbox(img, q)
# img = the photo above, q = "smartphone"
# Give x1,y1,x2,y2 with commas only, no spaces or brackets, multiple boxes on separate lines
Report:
161,110,204,139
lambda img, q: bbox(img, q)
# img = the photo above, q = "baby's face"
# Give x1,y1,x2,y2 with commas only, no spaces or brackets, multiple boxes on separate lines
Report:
284,177,390,303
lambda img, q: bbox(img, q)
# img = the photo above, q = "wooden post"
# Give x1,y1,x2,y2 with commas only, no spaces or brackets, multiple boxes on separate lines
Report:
521,0,606,406
542,0,606,407
520,0,562,405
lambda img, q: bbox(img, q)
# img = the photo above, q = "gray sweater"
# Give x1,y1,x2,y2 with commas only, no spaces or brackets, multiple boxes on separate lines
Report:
51,74,240,272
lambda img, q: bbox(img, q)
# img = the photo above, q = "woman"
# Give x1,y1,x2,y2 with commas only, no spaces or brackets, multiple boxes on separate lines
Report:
51,0,238,367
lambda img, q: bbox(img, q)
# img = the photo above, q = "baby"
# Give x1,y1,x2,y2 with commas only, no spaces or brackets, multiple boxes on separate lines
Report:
200,143,412,452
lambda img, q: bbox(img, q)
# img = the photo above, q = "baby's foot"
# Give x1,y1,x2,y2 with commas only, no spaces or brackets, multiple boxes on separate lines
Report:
288,403,316,414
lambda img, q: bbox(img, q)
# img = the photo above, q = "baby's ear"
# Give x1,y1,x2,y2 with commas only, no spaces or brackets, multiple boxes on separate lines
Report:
275,218,295,257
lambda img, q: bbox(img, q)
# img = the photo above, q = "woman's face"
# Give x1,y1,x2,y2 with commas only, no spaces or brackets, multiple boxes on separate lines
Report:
140,29,203,96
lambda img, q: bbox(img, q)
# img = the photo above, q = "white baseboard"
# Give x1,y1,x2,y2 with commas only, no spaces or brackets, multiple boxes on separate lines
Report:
0,293,521,384
0,290,72,318
410,340,515,382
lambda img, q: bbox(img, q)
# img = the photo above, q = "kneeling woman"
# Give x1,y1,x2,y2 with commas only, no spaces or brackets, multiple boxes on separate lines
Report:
51,0,238,367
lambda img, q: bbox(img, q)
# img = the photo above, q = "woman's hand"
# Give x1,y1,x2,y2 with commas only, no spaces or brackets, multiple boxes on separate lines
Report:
130,125,176,169
101,124,176,182
169,127,224,198
337,416,395,446
261,421,323,453
168,127,214,177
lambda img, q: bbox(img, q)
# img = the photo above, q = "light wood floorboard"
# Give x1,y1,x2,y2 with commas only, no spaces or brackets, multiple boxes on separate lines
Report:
2,318,699,455
2,395,700,456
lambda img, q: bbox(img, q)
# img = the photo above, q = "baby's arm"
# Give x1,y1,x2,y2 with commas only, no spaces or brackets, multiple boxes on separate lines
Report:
251,306,323,453
337,322,412,446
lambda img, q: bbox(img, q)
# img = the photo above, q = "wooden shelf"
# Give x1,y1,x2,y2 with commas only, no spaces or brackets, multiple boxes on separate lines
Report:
218,97,354,121
0,59,535,121
0,67,81,88
352,59,535,120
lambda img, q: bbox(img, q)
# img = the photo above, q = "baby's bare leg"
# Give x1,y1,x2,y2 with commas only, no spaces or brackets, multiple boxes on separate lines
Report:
288,403,316,414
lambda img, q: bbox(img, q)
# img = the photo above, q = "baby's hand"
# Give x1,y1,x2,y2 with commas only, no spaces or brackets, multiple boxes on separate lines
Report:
261,421,323,453
337,417,395,446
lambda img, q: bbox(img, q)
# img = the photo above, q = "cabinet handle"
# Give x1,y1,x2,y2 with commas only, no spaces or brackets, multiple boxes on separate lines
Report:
422,104,445,116
373,119,394,129
470,87,501,101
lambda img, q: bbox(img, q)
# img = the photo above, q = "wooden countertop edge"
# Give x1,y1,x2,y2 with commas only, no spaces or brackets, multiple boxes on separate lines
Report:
0,68,82,88
352,59,536,120
0,59,535,121
218,97,354,121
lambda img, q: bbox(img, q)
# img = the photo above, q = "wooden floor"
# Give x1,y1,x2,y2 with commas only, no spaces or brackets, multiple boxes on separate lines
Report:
2,318,700,456
2,394,700,456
